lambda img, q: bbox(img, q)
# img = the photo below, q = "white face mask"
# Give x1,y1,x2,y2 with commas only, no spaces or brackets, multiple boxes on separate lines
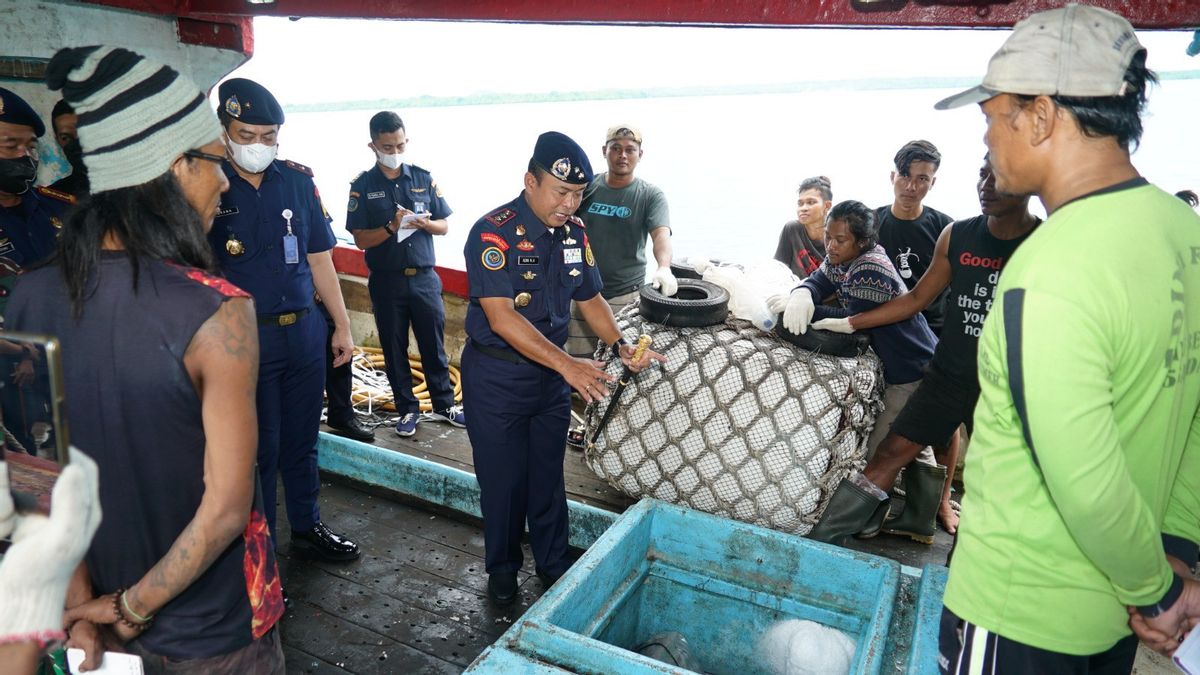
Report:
228,141,278,174
375,149,403,170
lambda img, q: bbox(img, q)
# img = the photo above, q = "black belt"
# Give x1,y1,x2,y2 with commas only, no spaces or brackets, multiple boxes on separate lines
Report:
258,307,310,326
471,340,529,365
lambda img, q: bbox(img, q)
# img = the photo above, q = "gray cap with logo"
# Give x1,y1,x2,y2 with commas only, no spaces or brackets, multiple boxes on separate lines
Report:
935,3,1143,110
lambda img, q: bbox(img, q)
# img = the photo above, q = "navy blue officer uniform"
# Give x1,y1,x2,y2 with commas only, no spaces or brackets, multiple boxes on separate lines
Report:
346,163,457,421
206,79,349,556
0,88,74,318
462,132,602,589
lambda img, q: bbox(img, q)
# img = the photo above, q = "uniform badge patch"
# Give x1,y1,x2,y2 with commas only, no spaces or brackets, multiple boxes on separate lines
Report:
563,248,582,265
50,217,62,230
410,187,426,193
217,205,239,218
514,292,532,307
224,94,242,118
585,244,595,267
367,191,386,199
521,271,536,281
568,268,581,277
515,225,526,236
517,255,538,265
563,237,577,245
551,157,571,181
486,208,516,227
481,246,506,271
347,197,359,213
480,232,509,251
517,240,534,251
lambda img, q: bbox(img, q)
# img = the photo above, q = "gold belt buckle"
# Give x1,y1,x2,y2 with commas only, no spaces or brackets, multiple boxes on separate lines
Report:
278,312,297,326
404,268,418,277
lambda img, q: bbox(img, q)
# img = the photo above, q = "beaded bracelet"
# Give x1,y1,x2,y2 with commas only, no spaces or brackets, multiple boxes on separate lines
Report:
112,588,153,631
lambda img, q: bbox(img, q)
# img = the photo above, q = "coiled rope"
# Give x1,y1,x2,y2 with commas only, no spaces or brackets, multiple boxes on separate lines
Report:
326,346,463,430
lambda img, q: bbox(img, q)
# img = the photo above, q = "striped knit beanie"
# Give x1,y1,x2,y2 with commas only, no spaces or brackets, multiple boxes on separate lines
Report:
45,46,221,194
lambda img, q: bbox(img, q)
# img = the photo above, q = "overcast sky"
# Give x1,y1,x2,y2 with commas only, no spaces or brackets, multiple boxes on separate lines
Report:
229,18,1200,105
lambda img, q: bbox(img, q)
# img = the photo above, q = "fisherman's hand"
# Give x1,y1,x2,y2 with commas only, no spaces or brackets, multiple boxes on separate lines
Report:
61,594,144,644
1128,576,1200,656
0,448,102,648
768,288,815,334
651,267,678,297
562,357,615,405
330,326,353,368
811,317,855,334
65,619,123,671
619,345,667,374
392,207,414,230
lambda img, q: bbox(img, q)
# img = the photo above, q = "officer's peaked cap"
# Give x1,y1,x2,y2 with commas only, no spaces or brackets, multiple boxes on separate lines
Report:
531,131,592,185
0,88,46,137
219,77,285,126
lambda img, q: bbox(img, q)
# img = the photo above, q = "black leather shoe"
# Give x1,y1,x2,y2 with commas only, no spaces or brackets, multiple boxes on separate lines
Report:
291,522,361,562
327,416,375,443
487,573,518,606
535,567,563,586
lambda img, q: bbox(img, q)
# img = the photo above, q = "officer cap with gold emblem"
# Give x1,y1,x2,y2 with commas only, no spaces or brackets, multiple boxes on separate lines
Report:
0,87,46,137
218,77,285,126
530,131,592,185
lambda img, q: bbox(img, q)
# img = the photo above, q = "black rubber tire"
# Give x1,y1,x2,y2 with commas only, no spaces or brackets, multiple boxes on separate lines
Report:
670,259,742,280
774,322,872,358
639,279,729,327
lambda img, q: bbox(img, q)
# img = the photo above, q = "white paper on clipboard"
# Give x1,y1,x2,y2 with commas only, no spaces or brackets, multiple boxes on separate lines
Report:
1176,625,1200,675
396,212,431,242
67,647,144,674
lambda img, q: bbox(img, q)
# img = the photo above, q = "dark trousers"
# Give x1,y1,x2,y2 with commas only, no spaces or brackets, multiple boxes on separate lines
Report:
938,606,1138,675
318,303,354,424
367,268,454,414
256,309,325,541
462,343,571,576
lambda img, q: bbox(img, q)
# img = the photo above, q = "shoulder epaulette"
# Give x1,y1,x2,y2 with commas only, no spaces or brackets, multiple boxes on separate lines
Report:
409,163,431,176
485,208,516,228
350,171,368,185
34,186,77,205
568,215,586,229
283,159,314,177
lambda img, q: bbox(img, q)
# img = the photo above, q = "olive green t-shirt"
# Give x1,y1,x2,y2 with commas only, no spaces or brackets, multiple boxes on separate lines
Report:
945,180,1200,655
579,174,670,298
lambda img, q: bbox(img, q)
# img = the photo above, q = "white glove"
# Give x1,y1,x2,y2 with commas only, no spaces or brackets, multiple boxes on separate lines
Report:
0,447,102,643
811,317,855,334
768,288,816,334
651,267,678,297
688,258,712,275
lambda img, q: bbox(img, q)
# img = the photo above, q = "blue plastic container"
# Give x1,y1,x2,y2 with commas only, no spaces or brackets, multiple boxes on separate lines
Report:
470,499,902,674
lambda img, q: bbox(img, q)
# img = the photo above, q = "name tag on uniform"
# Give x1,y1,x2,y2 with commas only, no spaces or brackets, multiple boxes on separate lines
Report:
518,255,539,266
563,248,582,265
283,233,300,264
216,205,239,218
366,191,386,199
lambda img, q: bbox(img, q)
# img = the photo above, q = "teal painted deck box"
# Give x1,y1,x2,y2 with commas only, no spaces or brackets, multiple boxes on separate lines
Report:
469,499,903,674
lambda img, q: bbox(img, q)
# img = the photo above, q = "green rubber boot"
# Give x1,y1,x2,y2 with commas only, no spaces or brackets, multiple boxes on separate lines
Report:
808,478,891,547
882,463,947,544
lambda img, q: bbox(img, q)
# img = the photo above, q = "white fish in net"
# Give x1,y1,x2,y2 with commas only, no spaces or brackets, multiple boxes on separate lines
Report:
583,299,884,535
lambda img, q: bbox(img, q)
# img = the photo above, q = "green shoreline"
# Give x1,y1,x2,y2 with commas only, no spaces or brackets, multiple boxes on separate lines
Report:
285,70,1200,113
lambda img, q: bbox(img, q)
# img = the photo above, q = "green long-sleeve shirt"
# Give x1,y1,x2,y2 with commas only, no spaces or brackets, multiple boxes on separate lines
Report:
944,180,1200,655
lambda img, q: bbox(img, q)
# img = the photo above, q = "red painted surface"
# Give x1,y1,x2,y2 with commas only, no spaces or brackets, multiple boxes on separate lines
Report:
156,0,1199,29
331,244,469,299
176,16,253,54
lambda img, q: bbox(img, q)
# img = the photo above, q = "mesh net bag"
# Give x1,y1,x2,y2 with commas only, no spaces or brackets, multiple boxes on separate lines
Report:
582,299,884,535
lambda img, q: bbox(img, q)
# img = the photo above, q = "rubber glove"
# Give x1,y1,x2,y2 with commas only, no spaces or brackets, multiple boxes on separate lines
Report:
651,267,678,297
767,288,815,334
0,448,102,646
811,317,855,334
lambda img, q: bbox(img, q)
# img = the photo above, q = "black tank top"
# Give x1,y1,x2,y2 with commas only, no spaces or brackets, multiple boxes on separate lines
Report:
934,215,1037,380
6,253,283,658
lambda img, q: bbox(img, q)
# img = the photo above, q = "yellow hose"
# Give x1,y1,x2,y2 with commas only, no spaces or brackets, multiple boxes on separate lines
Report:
347,346,462,413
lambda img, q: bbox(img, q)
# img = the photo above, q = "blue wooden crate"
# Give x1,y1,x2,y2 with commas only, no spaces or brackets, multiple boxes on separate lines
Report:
471,499,902,674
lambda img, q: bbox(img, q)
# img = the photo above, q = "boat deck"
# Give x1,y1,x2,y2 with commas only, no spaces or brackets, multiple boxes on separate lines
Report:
276,423,955,673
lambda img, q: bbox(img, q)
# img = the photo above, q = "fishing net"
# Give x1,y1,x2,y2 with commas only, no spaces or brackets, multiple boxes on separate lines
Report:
582,300,884,535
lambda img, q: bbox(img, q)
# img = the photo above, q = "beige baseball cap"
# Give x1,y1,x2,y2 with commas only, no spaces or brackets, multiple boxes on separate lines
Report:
605,124,643,144
935,3,1143,110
